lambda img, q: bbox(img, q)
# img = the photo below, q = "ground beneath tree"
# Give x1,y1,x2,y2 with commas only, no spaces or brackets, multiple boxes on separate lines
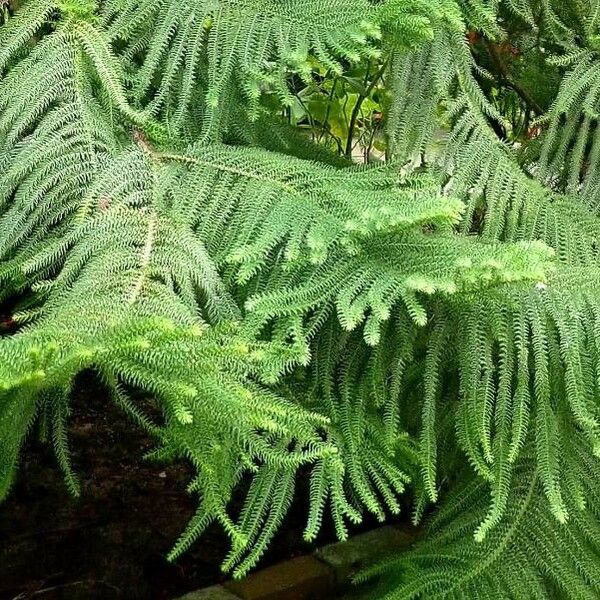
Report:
0,376,348,600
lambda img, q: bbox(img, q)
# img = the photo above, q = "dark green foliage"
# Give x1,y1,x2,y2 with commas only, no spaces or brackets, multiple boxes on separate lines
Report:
2,0,600,595
359,440,600,599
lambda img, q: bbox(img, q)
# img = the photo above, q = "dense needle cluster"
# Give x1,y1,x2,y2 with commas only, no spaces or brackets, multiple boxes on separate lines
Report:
1,0,600,597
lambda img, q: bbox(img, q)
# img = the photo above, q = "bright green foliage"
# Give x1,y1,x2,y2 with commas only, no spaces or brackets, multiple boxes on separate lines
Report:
357,1,600,597
2,0,600,594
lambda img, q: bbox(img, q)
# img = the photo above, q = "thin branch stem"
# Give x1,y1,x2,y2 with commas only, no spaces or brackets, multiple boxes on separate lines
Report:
345,59,389,158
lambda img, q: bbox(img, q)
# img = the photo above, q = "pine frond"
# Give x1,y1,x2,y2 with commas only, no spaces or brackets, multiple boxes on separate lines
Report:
375,0,600,565
5,0,600,591
158,144,553,348
101,0,435,139
358,441,600,599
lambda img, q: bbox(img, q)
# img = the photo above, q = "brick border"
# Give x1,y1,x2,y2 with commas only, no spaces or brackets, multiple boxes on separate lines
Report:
177,524,417,600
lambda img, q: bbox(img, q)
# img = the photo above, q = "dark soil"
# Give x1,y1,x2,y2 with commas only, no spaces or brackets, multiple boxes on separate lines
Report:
0,375,354,600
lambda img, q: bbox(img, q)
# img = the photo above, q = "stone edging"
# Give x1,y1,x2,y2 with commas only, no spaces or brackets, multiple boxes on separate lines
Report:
177,524,416,600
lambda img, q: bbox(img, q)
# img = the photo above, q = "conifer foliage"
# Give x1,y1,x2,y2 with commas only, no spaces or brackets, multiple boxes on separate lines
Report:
1,0,600,595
